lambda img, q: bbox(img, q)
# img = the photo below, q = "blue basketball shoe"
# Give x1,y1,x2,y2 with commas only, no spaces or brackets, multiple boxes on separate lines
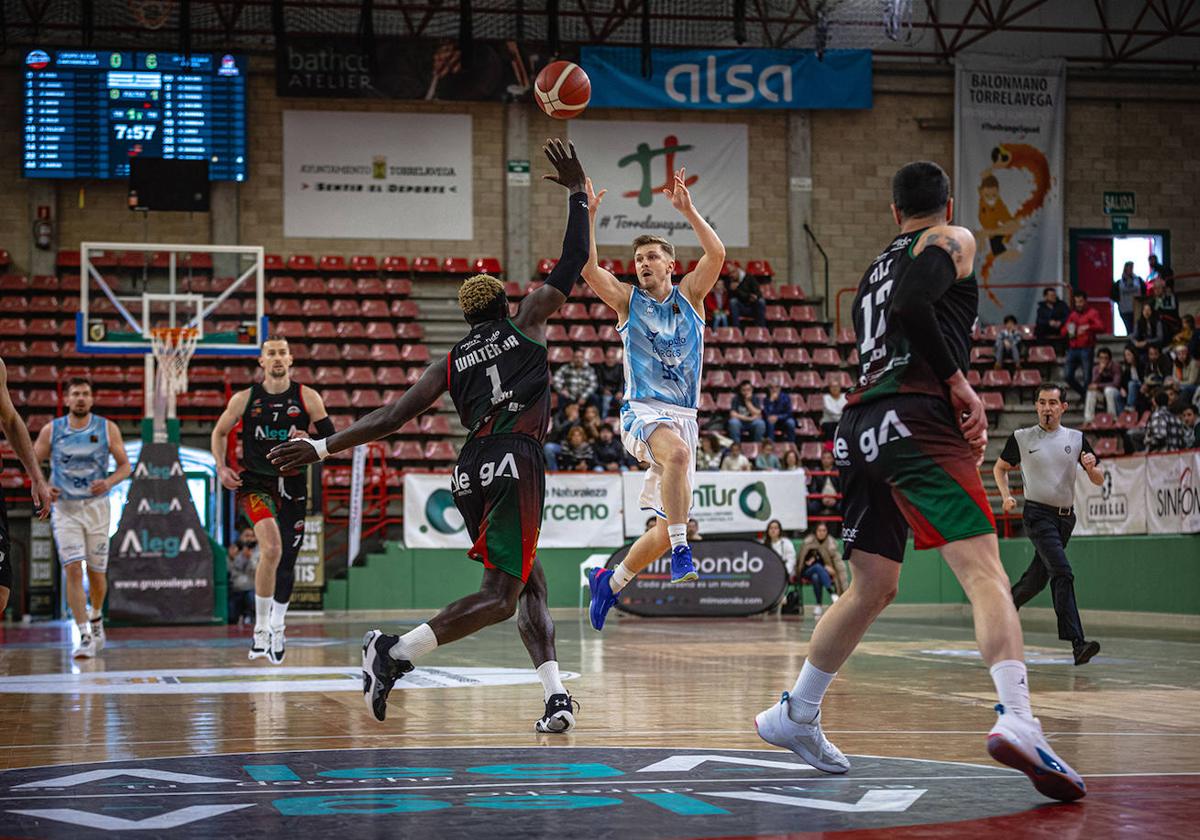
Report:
587,567,620,631
670,544,698,583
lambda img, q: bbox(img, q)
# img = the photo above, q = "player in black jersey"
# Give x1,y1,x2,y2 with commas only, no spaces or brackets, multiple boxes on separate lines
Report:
211,338,333,665
0,357,51,613
270,140,590,734
755,162,1086,802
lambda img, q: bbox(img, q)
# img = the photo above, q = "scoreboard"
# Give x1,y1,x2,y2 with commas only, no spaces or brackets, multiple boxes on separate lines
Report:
23,49,247,181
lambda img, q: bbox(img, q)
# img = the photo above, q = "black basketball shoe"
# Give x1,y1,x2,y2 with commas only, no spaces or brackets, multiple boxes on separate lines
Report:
361,630,414,722
1073,639,1100,666
535,693,578,733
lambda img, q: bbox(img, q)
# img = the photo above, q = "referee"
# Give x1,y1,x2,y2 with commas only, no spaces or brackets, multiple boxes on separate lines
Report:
994,383,1104,666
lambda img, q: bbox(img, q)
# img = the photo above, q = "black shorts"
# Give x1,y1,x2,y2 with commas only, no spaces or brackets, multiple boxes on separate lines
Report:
836,395,996,563
453,434,545,582
236,473,306,562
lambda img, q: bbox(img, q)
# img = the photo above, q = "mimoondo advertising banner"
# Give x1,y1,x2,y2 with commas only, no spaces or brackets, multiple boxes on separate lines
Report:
622,470,807,538
954,54,1065,326
108,443,214,624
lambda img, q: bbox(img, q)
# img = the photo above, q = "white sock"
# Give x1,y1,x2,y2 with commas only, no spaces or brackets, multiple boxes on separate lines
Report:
270,599,289,632
390,623,439,662
536,661,567,701
667,523,687,549
787,660,837,724
610,561,637,593
77,622,91,640
254,596,273,632
88,608,102,623
990,659,1033,719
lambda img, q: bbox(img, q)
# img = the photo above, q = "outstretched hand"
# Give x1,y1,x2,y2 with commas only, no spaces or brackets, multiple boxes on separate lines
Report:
586,177,607,216
662,167,693,214
542,138,586,193
268,438,321,474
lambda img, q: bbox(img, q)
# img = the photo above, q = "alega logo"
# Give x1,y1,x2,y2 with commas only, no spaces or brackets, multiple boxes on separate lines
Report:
119,528,202,558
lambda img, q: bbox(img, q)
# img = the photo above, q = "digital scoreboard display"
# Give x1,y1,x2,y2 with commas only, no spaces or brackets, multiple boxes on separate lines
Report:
23,49,247,181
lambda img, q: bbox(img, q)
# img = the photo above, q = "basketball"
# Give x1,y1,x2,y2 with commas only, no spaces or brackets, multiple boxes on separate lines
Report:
534,60,591,120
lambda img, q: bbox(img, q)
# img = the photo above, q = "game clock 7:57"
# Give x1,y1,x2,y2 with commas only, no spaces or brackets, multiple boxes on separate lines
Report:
114,124,156,141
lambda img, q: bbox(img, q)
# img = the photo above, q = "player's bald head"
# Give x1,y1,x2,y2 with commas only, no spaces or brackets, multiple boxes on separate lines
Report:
459,274,508,325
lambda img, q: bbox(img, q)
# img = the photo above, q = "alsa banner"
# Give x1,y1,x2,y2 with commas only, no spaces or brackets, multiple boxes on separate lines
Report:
569,119,748,247
1145,451,1200,534
283,111,472,240
1073,456,1146,536
580,47,872,110
404,472,623,549
622,470,806,538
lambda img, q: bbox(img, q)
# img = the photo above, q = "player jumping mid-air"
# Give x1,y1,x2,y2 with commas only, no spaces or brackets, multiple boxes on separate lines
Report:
269,140,591,733
211,338,332,664
755,161,1086,802
581,166,725,631
0,358,51,615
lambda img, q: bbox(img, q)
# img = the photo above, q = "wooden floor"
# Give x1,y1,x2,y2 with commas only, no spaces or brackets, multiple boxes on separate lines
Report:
0,607,1196,838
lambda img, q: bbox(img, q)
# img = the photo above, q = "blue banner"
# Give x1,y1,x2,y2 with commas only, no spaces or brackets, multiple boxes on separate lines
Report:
580,47,872,110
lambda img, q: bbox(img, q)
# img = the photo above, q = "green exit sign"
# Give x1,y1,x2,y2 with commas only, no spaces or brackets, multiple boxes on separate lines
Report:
1103,191,1136,215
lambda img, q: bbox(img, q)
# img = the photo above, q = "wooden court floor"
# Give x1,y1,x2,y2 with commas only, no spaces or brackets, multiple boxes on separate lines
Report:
0,608,1196,838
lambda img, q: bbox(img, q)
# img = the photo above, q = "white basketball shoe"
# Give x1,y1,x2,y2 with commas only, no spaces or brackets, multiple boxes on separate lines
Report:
755,692,850,774
987,704,1086,802
249,628,271,661
73,634,96,659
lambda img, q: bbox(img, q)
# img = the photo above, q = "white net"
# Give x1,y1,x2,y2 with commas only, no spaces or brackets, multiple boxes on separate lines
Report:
150,327,200,396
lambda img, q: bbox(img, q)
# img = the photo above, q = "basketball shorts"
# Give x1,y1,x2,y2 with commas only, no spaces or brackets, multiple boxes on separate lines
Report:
620,398,699,520
51,496,112,573
453,434,545,583
835,395,996,562
236,474,306,562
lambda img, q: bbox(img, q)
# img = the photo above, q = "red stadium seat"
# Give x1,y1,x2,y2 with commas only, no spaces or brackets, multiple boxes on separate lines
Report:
826,371,853,389
0,275,29,292
753,348,783,367
715,393,734,412
361,300,390,319
392,441,425,462
1117,409,1141,429
331,299,360,319
742,326,771,345
804,393,826,414
424,441,457,462
703,370,735,391
981,392,1005,413
273,321,304,339
34,274,62,291
323,277,352,297
401,345,430,364
365,322,397,341
583,346,604,364
271,299,302,317
1093,437,1122,457
421,414,452,436
835,327,856,345
356,277,386,297
764,305,789,323
698,393,717,413
304,322,337,341
588,303,612,321
771,327,801,346
744,260,774,279
370,345,402,363
297,276,326,296
301,299,333,317
721,260,740,277
396,322,425,341
1086,413,1116,431
263,254,285,273
778,285,805,301
309,343,339,361
970,347,996,366
558,303,589,322
800,442,824,463
810,348,840,368
764,370,792,388
547,346,572,364
391,300,419,320
405,368,425,385
443,257,470,275
545,325,568,344
567,325,599,343
350,389,383,409
0,318,26,335
733,369,764,388
341,343,370,361
790,305,818,323
382,256,410,275
796,417,821,439
967,370,982,386
473,257,503,275
759,284,778,302
783,348,812,369
319,255,347,273
57,249,81,268
1014,369,1043,390
799,326,829,344
504,281,523,299
1027,345,1058,365
981,369,1012,389
377,367,409,386
537,258,558,276
321,389,352,410
287,254,316,273
723,346,751,367
598,325,621,345
384,278,412,298
703,347,725,367
0,295,28,313
344,367,376,386
350,255,379,274
413,257,439,274
268,276,299,295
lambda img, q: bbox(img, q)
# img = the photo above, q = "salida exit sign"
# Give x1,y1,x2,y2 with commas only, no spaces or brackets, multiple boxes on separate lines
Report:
1103,191,1136,215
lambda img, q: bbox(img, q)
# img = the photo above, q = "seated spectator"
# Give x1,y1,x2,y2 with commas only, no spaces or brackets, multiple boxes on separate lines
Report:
1181,404,1198,449
762,383,795,442
820,382,847,441
543,402,582,470
1172,313,1195,348
994,314,1022,369
728,380,766,442
1035,287,1069,340
1120,347,1143,412
800,520,848,594
807,449,841,518
1132,302,1165,357
552,348,599,411
720,441,752,471
592,425,626,471
595,346,624,418
755,440,781,470
763,518,797,577
687,517,703,542
557,426,595,471
798,548,838,617
580,404,603,441
1169,344,1199,403
226,527,258,625
1084,347,1122,423
781,449,803,471
1140,345,1170,406
729,267,767,327
1145,390,1186,452
696,433,723,471
704,279,730,328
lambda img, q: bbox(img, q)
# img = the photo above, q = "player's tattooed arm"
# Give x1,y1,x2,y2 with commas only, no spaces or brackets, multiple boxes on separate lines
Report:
914,225,976,279
268,357,450,471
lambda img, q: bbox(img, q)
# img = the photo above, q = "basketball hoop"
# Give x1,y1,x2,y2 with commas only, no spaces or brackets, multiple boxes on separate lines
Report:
150,326,199,395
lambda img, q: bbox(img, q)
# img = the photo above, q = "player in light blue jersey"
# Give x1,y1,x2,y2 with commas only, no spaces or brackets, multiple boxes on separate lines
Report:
34,376,131,658
581,166,725,630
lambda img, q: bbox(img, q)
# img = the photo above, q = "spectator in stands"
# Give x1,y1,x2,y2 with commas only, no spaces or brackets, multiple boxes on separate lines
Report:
1084,347,1122,423
543,402,582,470
728,267,767,327
595,346,624,418
704,278,730,328
1147,253,1168,290
687,518,703,542
558,425,595,471
720,441,752,471
727,380,766,442
696,433,723,470
807,449,841,520
1170,344,1199,403
755,440,781,470
1035,287,1069,340
798,548,839,617
1120,346,1143,411
1180,404,1198,449
1152,272,1181,337
762,382,796,443
593,425,627,471
1141,345,1170,406
1187,318,1200,367
1111,261,1145,334
1132,302,1165,358
227,527,258,625
1173,313,1194,348
580,404,603,441
1063,290,1103,399
781,449,802,471
993,314,1023,369
763,519,797,577
820,381,846,441
552,348,598,411
800,520,848,594
1144,390,1186,452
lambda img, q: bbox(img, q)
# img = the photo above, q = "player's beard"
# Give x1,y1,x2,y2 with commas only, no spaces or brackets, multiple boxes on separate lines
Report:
69,404,90,418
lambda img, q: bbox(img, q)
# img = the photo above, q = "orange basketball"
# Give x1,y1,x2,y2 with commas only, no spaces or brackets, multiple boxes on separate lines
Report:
534,60,591,120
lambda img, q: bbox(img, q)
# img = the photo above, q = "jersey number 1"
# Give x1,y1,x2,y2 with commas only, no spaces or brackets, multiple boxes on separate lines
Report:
486,364,504,405
859,278,894,354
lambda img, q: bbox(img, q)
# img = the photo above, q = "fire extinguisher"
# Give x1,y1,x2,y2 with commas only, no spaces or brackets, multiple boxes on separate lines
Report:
33,218,53,250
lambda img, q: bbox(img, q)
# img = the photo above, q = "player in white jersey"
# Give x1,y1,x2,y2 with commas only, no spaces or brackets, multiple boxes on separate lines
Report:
34,377,131,658
581,167,725,630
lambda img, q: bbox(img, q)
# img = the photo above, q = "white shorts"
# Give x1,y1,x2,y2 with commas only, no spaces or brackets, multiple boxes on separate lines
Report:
51,497,111,573
620,399,699,520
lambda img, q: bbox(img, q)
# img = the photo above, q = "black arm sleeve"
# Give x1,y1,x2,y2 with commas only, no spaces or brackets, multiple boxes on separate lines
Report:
1080,436,1095,461
1000,434,1020,465
543,191,590,296
890,246,961,382
314,416,336,437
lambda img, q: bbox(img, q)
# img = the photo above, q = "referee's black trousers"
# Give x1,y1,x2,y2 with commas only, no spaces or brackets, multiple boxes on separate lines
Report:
1011,502,1086,643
